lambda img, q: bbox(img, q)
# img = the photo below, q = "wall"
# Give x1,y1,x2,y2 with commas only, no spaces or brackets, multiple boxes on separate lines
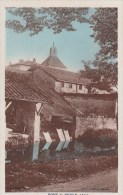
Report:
77,85,88,94
11,65,31,71
55,81,61,93
61,83,77,93
14,101,35,139
55,81,88,94
75,116,117,138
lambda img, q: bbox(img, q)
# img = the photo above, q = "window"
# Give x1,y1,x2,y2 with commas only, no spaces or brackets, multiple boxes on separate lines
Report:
69,83,72,88
61,81,64,87
79,84,82,90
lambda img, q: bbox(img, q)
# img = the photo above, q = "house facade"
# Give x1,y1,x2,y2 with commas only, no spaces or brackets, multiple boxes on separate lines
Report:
55,80,88,94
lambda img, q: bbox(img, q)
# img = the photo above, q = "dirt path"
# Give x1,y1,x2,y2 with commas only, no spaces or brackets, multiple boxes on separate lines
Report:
26,168,118,192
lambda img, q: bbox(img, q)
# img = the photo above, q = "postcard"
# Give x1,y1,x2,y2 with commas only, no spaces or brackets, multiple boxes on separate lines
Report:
0,0,123,195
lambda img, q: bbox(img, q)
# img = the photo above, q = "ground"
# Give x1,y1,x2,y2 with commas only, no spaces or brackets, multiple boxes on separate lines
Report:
26,168,117,192
6,154,118,192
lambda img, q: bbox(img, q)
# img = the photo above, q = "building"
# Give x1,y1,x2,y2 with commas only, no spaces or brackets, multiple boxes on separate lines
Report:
7,44,92,94
5,69,53,141
7,58,39,71
28,44,91,94
5,69,76,141
6,44,117,141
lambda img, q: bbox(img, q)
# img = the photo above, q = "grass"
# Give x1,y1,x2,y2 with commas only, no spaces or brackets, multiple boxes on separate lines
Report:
6,154,118,192
65,97,116,117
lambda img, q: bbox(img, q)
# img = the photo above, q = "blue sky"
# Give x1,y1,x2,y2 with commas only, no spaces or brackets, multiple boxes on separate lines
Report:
6,9,100,72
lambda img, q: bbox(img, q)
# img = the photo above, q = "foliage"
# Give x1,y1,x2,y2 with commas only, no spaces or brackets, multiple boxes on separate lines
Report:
78,128,118,148
6,8,89,35
91,8,117,60
6,8,118,87
90,8,118,87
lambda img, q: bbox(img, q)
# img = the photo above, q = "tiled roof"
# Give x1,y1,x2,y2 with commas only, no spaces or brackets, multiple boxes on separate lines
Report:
41,56,66,69
38,66,91,85
41,44,67,69
5,70,52,103
32,79,75,117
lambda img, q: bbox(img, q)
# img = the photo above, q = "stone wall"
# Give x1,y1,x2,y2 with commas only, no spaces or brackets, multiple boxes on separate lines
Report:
75,116,117,138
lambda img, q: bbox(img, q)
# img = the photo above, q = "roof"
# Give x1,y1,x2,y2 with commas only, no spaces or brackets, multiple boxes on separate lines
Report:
32,79,75,117
35,66,92,85
41,56,66,69
41,44,67,69
7,59,40,69
5,70,52,104
5,69,75,117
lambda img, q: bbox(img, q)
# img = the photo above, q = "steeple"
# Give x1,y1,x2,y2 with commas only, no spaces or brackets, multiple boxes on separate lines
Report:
49,42,57,56
41,43,67,69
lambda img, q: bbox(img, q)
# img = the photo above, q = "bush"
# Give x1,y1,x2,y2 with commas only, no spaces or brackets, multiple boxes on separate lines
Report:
77,128,118,148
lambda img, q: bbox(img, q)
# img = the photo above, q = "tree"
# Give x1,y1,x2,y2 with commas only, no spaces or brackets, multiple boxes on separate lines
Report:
6,7,118,87
90,8,118,87
80,8,118,89
6,8,89,35
80,60,100,82
91,8,117,59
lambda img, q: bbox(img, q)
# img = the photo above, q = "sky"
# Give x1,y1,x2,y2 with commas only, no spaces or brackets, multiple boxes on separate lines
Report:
6,8,100,72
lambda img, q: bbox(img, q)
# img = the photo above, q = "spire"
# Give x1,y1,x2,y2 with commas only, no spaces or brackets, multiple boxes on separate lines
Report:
50,42,57,56
41,43,67,69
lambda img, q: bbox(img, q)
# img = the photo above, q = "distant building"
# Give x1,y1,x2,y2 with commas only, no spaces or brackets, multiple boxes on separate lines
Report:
29,44,91,94
8,44,116,95
7,58,39,71
7,44,91,94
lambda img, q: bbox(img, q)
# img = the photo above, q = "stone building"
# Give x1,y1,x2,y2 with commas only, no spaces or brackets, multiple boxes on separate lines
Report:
5,69,76,142
6,44,117,141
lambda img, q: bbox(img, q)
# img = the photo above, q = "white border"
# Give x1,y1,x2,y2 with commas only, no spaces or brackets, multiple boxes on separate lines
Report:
0,1,123,195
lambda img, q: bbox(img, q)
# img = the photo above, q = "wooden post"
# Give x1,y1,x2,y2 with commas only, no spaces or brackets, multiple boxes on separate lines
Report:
115,99,118,130
5,102,12,111
5,101,12,141
34,103,43,142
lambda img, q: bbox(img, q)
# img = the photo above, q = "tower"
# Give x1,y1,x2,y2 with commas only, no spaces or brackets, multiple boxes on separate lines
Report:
50,42,57,56
41,43,67,69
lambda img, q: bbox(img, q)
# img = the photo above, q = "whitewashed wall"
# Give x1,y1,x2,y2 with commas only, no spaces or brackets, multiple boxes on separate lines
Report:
55,81,88,94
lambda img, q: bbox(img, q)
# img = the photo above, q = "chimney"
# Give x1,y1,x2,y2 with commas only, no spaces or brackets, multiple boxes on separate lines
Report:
33,58,36,64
